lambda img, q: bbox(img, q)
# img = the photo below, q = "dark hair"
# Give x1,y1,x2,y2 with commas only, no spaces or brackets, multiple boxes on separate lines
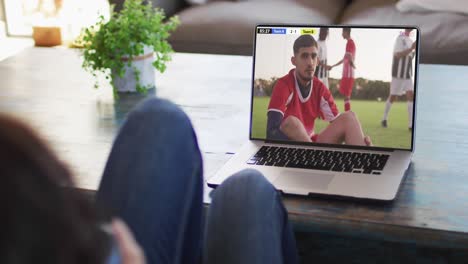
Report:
0,114,110,264
293,34,318,54
319,27,329,41
343,27,351,34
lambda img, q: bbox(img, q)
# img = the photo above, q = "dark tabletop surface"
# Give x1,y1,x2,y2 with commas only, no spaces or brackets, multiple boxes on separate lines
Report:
1,47,468,249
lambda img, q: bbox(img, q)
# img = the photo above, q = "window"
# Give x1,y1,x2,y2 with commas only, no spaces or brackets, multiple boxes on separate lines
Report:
3,0,109,40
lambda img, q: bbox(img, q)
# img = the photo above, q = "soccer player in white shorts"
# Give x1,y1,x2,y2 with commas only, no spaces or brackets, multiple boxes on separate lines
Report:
381,29,416,130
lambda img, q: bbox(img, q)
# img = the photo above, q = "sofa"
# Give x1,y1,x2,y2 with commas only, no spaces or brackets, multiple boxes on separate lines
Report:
149,0,468,65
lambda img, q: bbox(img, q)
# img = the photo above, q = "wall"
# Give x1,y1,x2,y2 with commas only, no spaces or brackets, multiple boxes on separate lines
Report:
0,0,5,38
0,0,5,21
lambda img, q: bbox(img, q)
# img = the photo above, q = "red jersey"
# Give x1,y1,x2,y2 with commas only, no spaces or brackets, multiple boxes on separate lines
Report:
268,69,339,138
342,38,356,78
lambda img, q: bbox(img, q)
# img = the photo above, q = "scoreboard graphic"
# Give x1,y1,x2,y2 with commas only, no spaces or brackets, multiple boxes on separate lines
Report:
257,27,317,35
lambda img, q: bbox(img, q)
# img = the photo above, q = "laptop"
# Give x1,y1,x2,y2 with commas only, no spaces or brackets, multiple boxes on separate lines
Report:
208,25,419,201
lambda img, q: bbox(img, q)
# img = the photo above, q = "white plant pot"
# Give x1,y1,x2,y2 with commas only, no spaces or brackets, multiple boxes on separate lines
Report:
113,45,156,93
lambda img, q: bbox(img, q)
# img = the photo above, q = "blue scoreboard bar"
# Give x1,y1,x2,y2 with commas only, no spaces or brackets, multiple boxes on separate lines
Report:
272,28,286,34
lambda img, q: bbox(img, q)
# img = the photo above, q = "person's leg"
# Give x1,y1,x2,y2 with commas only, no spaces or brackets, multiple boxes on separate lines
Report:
316,111,371,146
96,98,204,264
340,78,353,111
344,95,351,112
203,169,299,264
382,94,397,127
280,116,312,142
406,90,414,130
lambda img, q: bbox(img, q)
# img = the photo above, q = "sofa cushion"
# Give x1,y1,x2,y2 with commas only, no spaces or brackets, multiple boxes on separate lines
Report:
186,0,225,5
170,0,347,55
396,0,468,15
341,0,468,65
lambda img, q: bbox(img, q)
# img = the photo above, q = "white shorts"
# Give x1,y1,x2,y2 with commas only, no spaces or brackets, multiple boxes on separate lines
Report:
390,77,413,95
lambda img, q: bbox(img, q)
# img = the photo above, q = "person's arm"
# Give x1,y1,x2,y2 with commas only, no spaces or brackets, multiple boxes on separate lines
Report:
266,111,287,140
331,58,344,68
346,53,355,68
317,45,333,70
266,79,289,140
395,41,416,59
318,60,333,71
347,40,356,68
395,47,414,58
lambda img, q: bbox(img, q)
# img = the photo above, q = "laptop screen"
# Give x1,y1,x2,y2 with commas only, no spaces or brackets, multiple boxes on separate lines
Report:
250,25,419,151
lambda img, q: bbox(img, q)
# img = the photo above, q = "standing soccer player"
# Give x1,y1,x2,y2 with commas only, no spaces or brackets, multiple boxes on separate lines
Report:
331,28,356,111
315,27,332,89
381,29,416,130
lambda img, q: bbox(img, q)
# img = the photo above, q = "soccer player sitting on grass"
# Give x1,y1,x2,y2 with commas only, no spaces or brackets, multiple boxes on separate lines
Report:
266,34,371,146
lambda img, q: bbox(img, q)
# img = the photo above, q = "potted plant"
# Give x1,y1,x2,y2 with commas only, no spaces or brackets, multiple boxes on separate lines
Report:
79,0,179,96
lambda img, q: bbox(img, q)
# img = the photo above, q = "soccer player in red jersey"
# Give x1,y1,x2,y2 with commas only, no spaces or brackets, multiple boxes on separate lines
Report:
266,34,371,146
331,28,356,112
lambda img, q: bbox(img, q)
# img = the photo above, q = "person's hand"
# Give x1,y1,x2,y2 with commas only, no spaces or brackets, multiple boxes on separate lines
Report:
364,135,372,146
112,218,146,264
326,65,333,71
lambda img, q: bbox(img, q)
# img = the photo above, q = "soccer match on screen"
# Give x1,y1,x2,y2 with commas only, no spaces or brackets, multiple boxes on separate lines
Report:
251,26,417,149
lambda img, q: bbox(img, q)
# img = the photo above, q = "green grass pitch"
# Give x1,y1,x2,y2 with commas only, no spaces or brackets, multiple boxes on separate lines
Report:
251,97,411,149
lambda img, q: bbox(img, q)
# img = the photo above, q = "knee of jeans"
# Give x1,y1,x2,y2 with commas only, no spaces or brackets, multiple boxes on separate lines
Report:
131,98,191,129
136,97,179,116
219,169,276,200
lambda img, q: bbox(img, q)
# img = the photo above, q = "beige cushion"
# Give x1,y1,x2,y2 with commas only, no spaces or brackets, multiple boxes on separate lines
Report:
186,0,226,5
186,0,209,4
341,0,468,65
170,0,347,55
396,0,468,15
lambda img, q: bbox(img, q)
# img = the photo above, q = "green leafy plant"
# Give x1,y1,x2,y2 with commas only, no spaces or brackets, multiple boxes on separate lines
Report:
80,0,179,94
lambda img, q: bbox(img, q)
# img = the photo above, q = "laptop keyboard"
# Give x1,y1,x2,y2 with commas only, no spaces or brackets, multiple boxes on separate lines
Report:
247,146,389,175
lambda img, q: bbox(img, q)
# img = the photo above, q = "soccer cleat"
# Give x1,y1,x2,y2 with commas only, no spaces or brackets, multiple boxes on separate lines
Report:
381,120,387,128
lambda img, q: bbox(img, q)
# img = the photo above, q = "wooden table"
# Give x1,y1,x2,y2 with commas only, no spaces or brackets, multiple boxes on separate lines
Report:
0,47,250,196
1,47,468,261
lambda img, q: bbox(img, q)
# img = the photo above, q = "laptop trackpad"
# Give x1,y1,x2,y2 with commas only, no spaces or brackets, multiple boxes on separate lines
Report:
274,170,334,193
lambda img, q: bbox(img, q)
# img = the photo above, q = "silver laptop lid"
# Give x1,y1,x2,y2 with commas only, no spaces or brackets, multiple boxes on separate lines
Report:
250,25,419,152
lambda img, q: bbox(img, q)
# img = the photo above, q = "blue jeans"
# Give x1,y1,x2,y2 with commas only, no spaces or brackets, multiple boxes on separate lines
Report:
96,98,298,264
